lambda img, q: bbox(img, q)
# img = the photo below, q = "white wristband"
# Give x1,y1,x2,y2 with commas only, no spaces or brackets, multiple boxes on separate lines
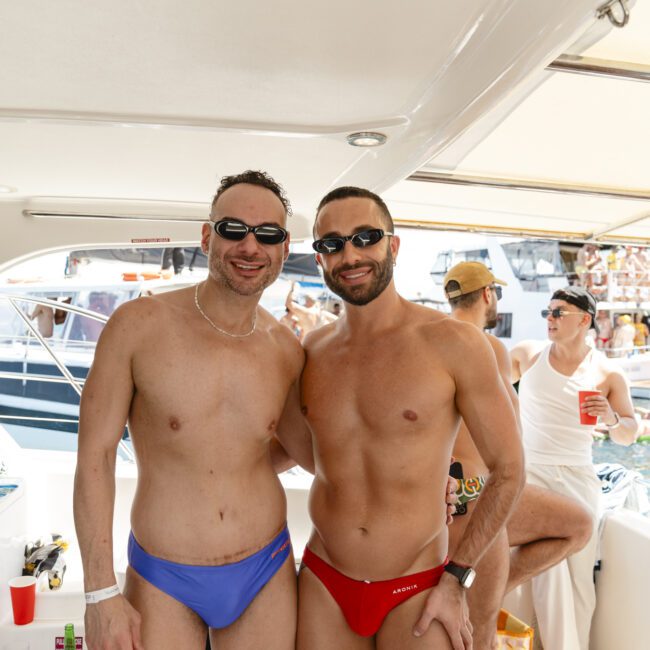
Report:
603,411,621,430
85,584,120,604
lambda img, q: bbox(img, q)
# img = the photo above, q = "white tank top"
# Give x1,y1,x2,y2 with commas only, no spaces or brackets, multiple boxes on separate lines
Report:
519,344,600,466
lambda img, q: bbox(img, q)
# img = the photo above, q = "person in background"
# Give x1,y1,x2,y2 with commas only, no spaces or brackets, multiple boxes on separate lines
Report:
611,314,635,358
595,311,613,353
285,282,335,338
633,313,648,352
279,308,303,339
575,244,603,291
81,292,117,342
29,302,54,338
445,262,592,649
511,287,638,650
161,247,185,275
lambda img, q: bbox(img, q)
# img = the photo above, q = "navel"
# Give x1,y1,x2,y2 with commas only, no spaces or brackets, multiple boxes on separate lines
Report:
403,410,418,422
359,527,369,536
219,510,224,521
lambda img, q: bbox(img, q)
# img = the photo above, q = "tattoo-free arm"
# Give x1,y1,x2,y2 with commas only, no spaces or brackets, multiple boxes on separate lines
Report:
275,379,315,474
73,304,144,649
452,329,525,568
603,371,639,446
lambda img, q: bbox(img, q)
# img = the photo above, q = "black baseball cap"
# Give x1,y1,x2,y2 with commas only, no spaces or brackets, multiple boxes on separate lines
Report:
551,286,599,334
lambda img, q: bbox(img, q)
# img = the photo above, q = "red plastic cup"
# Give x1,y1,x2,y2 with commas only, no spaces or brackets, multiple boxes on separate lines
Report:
9,576,37,625
578,390,600,425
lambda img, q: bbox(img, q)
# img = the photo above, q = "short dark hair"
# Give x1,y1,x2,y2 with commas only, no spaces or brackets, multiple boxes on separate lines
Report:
314,186,394,235
446,281,483,309
211,170,292,217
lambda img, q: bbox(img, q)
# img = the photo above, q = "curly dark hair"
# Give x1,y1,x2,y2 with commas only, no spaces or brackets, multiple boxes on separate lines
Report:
211,170,292,217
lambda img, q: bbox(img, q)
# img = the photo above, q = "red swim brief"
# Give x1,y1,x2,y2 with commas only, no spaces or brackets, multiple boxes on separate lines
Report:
301,546,447,637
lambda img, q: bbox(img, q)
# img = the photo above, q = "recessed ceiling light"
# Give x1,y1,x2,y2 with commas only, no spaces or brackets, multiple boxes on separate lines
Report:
347,132,387,147
0,185,16,193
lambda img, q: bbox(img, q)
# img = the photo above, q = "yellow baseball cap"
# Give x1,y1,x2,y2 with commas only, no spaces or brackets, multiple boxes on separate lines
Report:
444,261,507,298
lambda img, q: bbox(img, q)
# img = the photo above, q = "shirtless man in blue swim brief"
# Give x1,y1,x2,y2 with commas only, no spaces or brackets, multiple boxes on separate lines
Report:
74,171,303,649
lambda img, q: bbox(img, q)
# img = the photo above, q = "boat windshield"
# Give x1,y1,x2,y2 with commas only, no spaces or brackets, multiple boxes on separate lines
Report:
501,241,571,292
430,248,491,282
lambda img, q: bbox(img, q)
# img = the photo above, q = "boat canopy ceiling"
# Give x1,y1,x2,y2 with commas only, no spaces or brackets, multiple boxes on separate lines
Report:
0,0,648,267
386,0,650,243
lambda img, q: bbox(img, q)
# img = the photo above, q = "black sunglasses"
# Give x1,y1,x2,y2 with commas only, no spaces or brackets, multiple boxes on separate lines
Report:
541,308,585,319
312,228,393,255
210,218,288,245
490,285,502,301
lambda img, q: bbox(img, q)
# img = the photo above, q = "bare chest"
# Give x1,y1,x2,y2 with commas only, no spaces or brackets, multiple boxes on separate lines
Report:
303,342,456,446
130,328,295,445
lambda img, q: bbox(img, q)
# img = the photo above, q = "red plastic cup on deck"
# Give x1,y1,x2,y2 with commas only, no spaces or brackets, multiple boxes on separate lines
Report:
578,390,600,425
9,575,37,625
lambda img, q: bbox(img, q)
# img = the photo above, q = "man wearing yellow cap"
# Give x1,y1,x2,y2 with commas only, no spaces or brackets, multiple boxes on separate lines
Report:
445,262,593,649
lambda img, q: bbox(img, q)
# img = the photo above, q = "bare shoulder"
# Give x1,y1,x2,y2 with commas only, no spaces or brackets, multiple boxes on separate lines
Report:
417,311,496,375
485,332,511,368
302,319,338,353
101,287,191,344
103,294,162,334
420,309,484,350
511,339,545,362
258,307,305,367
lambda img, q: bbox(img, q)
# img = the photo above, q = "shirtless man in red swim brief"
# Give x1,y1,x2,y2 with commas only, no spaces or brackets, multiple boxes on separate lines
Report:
278,187,524,650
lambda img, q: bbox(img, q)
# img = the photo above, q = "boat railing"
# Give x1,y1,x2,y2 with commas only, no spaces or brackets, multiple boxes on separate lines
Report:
0,292,135,462
603,345,650,360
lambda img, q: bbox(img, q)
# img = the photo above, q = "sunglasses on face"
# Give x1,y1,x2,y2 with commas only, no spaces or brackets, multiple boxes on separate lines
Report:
541,308,585,319
490,285,502,301
312,228,393,255
209,218,288,245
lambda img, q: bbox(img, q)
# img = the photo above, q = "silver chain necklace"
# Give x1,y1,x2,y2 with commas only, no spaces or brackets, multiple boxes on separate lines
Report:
194,283,256,338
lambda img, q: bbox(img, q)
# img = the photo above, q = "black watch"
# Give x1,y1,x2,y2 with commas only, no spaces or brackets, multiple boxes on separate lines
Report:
444,561,476,589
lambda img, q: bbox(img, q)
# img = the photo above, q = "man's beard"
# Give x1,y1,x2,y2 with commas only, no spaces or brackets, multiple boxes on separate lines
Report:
322,248,393,306
208,250,280,296
485,303,498,330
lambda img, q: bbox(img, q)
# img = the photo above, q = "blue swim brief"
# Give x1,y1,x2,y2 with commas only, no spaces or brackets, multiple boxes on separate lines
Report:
127,525,291,628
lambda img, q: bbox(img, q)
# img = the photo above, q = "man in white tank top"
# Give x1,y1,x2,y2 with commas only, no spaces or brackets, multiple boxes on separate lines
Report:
511,286,638,650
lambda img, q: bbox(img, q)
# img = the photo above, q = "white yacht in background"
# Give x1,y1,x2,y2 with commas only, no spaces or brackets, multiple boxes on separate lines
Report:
429,237,650,399
1,1,649,648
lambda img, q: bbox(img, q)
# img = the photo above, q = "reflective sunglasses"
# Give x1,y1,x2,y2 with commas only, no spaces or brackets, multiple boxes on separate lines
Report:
490,285,502,301
312,228,393,255
209,218,288,245
541,308,585,319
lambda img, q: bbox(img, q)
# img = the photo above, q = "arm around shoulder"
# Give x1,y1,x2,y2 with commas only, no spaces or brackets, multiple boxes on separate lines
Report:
274,329,315,473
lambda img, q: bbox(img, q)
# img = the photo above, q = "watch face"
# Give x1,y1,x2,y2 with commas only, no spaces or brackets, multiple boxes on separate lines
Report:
461,567,477,588
445,562,476,588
